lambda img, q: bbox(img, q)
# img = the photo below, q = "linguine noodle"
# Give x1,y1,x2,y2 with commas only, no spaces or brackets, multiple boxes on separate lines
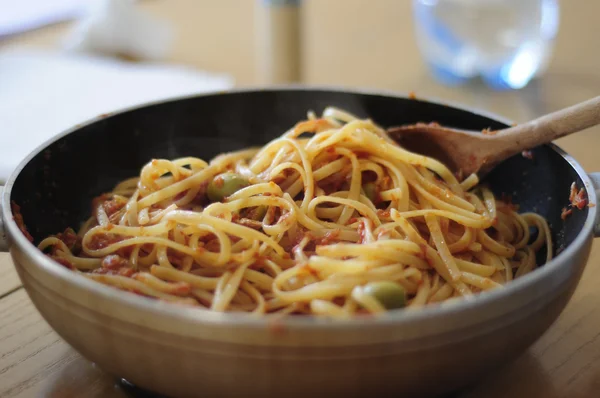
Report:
38,107,552,317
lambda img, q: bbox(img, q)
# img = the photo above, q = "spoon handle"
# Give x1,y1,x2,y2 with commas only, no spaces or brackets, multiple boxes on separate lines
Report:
493,95,600,149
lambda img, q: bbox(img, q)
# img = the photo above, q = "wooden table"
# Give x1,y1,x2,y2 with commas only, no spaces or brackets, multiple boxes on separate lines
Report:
2,1,600,397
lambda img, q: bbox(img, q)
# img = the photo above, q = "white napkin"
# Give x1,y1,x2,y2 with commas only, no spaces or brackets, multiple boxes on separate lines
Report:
0,50,234,182
64,0,172,61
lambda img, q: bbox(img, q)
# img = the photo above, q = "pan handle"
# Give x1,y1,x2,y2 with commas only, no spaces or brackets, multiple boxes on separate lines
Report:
588,173,600,237
0,185,7,251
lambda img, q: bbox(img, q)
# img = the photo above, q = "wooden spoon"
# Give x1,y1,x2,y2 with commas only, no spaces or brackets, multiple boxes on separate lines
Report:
388,96,600,178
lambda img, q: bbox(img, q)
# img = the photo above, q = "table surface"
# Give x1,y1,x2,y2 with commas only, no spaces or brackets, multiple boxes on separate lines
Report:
2,1,600,397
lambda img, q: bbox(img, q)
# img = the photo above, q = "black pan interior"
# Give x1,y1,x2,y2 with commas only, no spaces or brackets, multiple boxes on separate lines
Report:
11,89,588,258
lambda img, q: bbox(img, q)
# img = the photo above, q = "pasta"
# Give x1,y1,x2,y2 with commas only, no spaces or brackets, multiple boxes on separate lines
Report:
38,107,553,317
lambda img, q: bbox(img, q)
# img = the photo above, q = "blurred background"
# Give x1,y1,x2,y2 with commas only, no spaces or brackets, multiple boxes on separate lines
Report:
1,0,599,177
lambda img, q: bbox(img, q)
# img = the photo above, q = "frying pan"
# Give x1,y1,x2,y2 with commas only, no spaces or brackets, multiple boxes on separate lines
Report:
1,88,599,398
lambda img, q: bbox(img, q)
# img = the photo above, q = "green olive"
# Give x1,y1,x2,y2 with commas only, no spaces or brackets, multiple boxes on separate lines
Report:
362,182,378,202
363,281,406,310
250,205,268,220
207,173,250,202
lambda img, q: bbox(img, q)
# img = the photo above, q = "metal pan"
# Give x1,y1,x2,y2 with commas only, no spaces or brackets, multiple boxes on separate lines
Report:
2,88,599,397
